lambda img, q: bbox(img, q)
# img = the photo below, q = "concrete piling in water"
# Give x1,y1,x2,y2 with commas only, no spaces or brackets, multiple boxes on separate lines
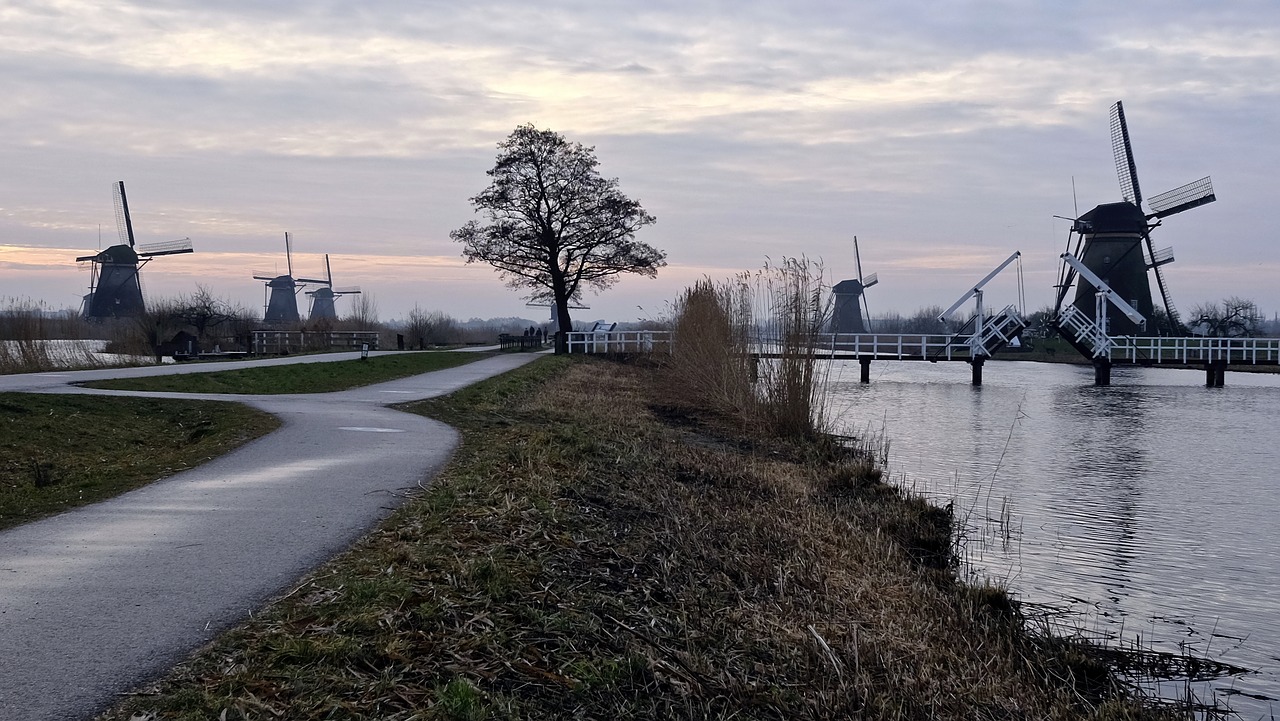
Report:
1093,358,1112,386
970,357,984,386
859,357,872,384
1205,361,1226,388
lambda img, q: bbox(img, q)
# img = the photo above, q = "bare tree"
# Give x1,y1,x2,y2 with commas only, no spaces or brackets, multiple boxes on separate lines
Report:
1189,296,1262,337
405,307,459,348
451,124,665,353
172,285,236,343
346,291,379,328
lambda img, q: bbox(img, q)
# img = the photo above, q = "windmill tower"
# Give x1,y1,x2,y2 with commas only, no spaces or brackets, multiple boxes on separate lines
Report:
76,181,193,320
305,254,362,321
831,236,878,334
526,301,589,334
1054,101,1216,335
253,233,328,324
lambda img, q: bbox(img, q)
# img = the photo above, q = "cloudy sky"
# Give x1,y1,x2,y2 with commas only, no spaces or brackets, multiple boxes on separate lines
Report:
2,1,1277,324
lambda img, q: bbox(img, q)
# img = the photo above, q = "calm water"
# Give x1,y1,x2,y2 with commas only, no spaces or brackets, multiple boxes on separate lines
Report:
826,360,1280,719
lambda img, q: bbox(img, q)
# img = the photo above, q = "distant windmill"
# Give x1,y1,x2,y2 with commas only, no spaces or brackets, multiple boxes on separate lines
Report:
305,254,362,321
1054,101,1216,335
252,233,328,324
831,236,878,334
76,181,193,320
526,301,589,334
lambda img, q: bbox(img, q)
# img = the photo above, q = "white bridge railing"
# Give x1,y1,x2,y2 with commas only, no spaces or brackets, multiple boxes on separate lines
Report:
566,329,1017,360
1110,336,1280,364
566,330,672,354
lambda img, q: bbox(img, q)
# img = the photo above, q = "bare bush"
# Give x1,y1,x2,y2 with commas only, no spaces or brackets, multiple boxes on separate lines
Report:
405,307,461,348
668,258,832,440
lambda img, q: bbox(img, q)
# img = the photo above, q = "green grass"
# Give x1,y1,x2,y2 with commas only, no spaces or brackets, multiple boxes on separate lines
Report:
0,393,279,530
79,351,496,394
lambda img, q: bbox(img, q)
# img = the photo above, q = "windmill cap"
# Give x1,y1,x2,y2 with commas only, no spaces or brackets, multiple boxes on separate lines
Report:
1077,202,1146,234
833,279,865,293
93,245,140,264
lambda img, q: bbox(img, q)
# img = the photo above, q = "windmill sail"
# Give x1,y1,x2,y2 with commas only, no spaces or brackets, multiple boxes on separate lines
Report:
113,181,136,247
1110,101,1142,205
1148,177,1216,219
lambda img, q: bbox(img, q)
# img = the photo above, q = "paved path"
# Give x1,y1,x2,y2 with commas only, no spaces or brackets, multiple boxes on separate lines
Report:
0,351,543,720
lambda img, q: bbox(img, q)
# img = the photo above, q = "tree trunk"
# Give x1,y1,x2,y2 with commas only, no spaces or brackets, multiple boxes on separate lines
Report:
552,272,573,354
554,297,572,355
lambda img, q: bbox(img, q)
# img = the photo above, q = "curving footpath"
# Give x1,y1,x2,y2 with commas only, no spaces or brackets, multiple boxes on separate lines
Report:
0,351,544,720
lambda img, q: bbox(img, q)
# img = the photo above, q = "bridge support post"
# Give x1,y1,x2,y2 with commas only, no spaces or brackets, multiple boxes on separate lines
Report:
749,355,759,383
970,357,984,386
1205,361,1226,388
1093,358,1111,386
859,357,872,384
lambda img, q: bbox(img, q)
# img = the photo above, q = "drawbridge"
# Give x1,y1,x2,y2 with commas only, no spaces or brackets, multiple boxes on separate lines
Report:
1053,252,1279,386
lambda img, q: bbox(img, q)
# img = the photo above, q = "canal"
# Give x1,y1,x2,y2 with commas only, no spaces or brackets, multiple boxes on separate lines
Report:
827,359,1280,718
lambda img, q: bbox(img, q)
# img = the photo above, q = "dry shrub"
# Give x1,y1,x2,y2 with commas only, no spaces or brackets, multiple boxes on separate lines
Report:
668,258,832,440
0,297,105,372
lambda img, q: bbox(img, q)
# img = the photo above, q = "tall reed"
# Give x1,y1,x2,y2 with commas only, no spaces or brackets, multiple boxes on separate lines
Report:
667,258,832,440
0,298,104,373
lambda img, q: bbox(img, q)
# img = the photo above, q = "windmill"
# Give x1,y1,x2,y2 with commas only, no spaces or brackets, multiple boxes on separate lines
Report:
305,254,362,321
1053,101,1216,335
831,236,878,334
526,300,589,334
76,181,193,320
253,233,328,324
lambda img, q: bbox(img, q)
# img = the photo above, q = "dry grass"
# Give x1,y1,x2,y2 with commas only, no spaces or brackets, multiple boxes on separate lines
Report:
0,298,106,373
99,357,1181,721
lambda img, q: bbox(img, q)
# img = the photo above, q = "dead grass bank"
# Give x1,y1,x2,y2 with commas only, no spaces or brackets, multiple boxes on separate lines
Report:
101,356,1176,720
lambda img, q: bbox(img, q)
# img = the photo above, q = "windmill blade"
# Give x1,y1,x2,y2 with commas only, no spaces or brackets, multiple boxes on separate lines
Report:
284,232,294,277
325,254,333,285
1140,231,1182,333
853,235,864,282
296,276,330,285
1150,259,1183,331
137,238,193,257
1110,101,1143,206
113,181,136,247
860,272,879,289
252,270,278,280
1147,176,1216,219
333,286,361,294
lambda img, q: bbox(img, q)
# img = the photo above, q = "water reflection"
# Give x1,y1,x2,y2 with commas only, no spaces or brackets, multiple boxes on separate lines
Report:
827,360,1280,717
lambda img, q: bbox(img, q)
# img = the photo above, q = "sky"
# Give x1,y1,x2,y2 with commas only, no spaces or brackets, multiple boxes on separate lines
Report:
2,1,1278,325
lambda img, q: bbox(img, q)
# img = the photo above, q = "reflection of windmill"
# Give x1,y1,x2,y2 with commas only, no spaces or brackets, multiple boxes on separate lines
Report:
1054,101,1215,335
306,254,362,320
253,233,328,324
831,236,878,333
526,301,588,334
76,181,193,319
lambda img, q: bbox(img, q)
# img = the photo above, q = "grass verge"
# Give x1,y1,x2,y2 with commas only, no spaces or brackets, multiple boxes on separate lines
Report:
0,393,279,530
100,356,1179,720
79,351,495,394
